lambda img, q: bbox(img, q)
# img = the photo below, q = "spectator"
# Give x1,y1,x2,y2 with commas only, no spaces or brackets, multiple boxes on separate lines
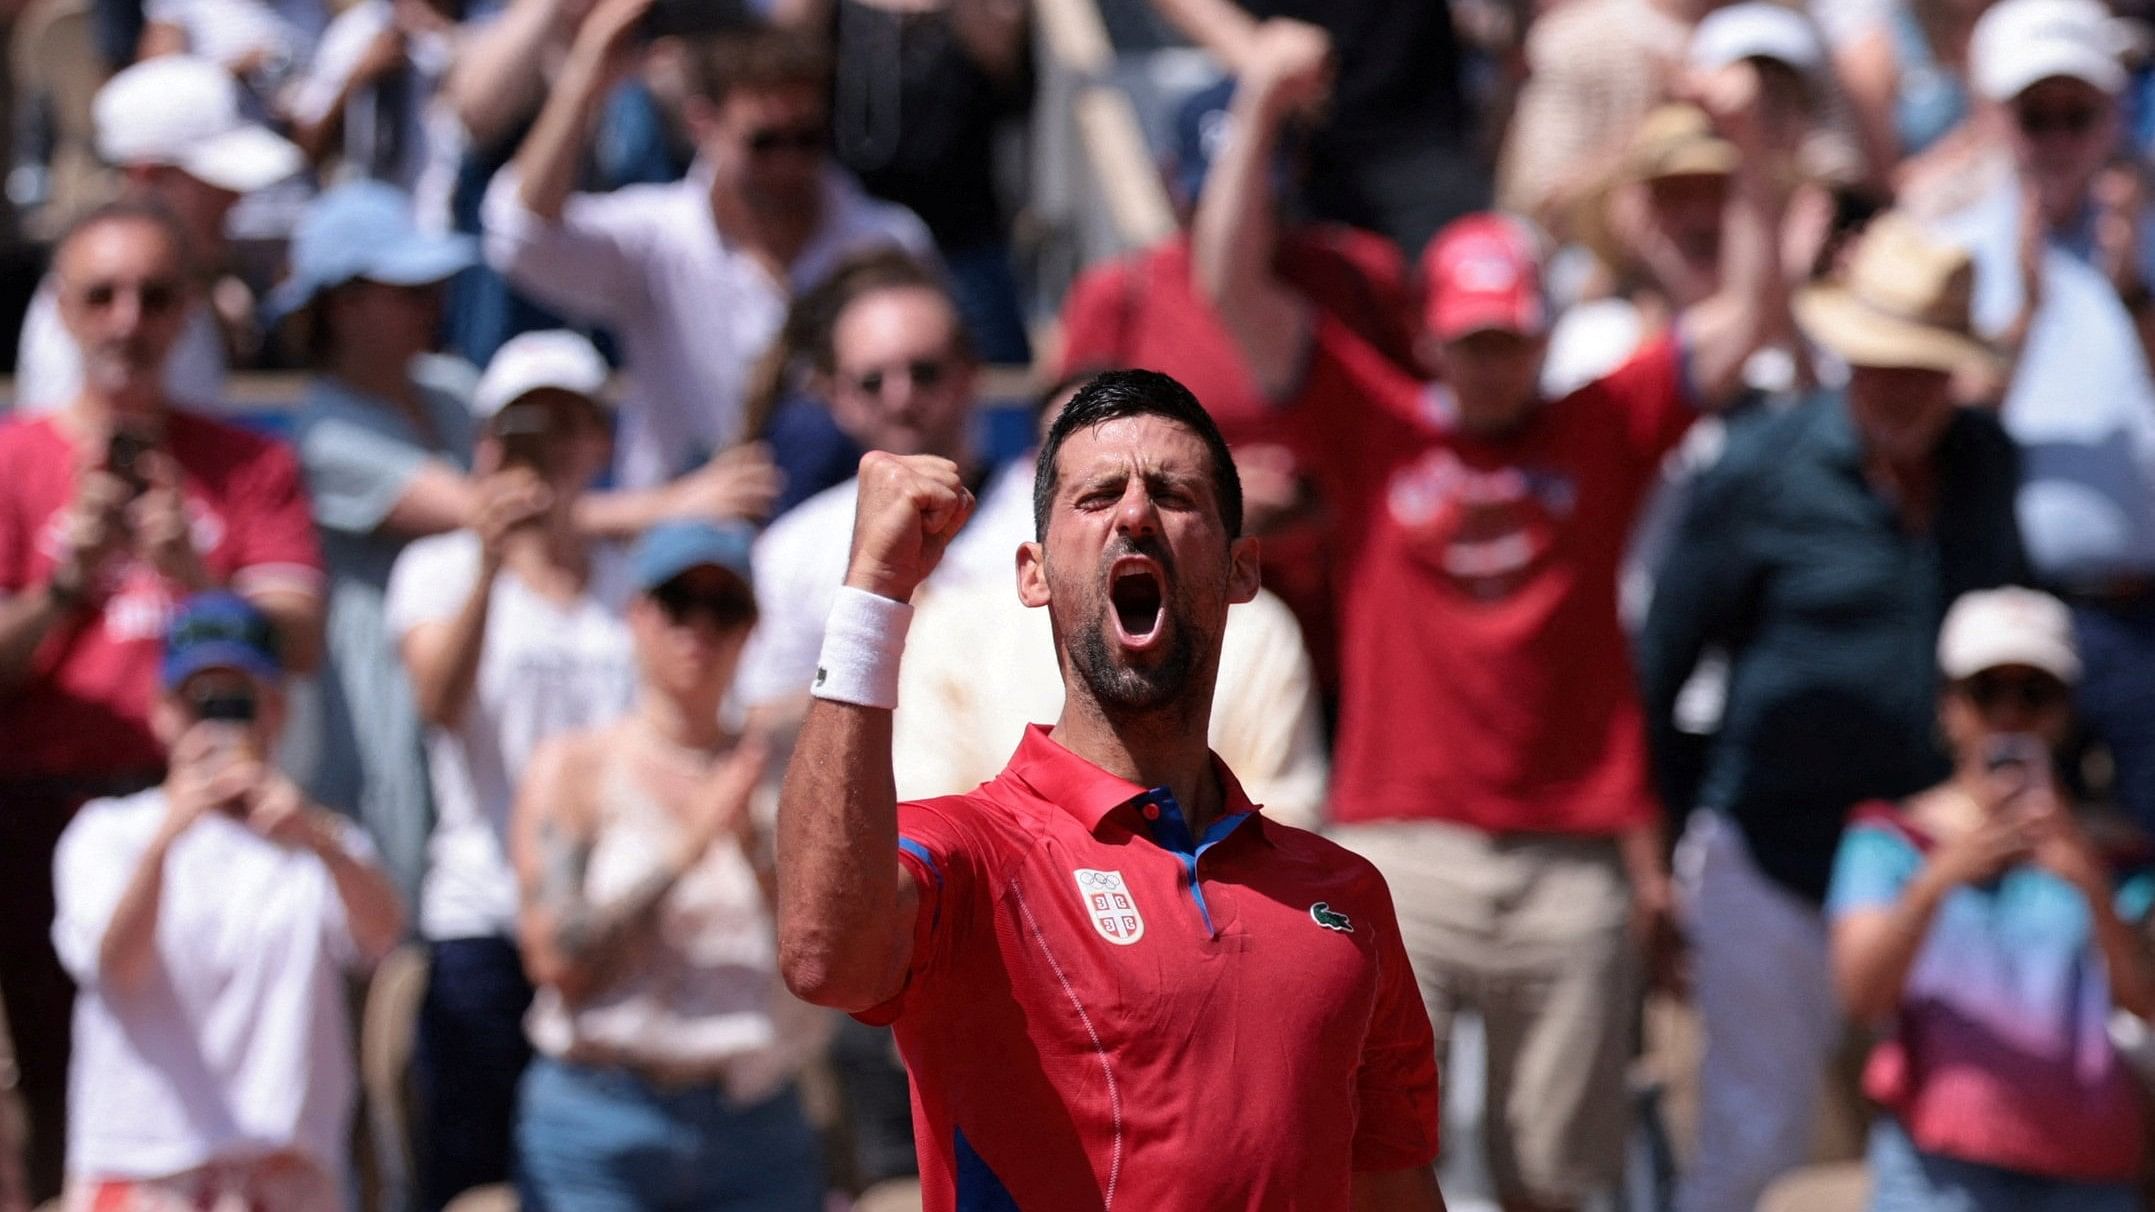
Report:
1149,3,1479,254
1503,1,1865,236
1834,0,1984,189
278,179,481,904
1641,214,2028,1212
891,376,1329,824
50,592,402,1212
735,251,1006,721
1058,76,1421,705
0,201,324,1205
284,0,462,194
510,521,826,1211
484,8,934,490
14,57,303,414
1829,587,2152,1211
776,0,1034,363
1932,0,2155,839
386,331,637,1209
139,0,331,111
1197,24,1791,1209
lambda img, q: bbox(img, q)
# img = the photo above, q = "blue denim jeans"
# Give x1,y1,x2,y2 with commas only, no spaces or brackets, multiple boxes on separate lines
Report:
1866,1118,2138,1212
515,1057,824,1212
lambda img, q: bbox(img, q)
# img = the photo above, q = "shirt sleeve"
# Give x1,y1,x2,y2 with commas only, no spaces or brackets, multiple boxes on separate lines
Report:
297,409,432,536
852,795,997,1026
1272,318,1422,504
1825,822,1922,919
384,532,480,639
228,438,326,600
480,165,653,328
1353,875,1442,1172
50,802,145,984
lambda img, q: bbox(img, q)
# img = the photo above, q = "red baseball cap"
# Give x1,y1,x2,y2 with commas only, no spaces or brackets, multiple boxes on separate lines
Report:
1420,213,1549,341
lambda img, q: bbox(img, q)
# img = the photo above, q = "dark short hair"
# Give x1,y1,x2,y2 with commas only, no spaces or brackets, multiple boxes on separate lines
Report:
1032,369,1243,541
54,198,189,271
687,25,831,109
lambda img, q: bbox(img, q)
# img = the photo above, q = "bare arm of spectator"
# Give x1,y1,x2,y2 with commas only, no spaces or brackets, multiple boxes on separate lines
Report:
247,771,407,963
2025,792,2155,1018
1150,0,1262,75
1191,18,1331,401
572,444,784,538
514,732,765,1004
92,729,252,994
778,454,970,1012
287,23,410,166
399,469,549,729
1832,24,1906,193
1679,62,1799,408
510,0,653,225
445,0,569,151
0,469,131,694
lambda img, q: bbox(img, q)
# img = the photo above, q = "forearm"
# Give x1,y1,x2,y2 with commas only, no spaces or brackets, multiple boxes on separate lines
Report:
446,0,558,148
0,584,73,695
776,698,909,1011
249,589,324,676
573,486,668,541
410,576,495,729
97,832,177,994
1190,73,1307,398
528,845,684,1002
1833,872,1949,1022
510,43,612,223
308,815,407,962
1688,167,1788,406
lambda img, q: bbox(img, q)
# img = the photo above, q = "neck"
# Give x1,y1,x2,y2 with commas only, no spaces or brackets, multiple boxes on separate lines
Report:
502,504,587,579
65,385,161,441
634,689,728,752
709,179,821,265
1052,683,1223,833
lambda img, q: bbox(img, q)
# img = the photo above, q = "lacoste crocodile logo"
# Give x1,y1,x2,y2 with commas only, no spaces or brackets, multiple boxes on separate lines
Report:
1310,902,1353,933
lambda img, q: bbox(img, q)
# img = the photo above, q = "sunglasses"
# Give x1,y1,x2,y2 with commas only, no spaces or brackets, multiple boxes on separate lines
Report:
746,125,826,156
651,579,756,630
845,357,954,399
73,277,183,315
2015,103,2103,137
186,684,258,723
1960,670,2070,713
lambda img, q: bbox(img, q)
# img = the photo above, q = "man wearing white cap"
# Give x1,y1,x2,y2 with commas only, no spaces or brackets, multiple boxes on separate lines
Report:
14,56,302,415
1932,0,2155,845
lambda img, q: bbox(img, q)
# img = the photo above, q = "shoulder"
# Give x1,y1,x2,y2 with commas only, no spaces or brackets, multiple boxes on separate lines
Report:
0,414,61,458
390,529,481,594
57,789,164,860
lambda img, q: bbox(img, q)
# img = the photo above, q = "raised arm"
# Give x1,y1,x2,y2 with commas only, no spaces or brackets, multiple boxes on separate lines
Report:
444,0,568,151
1680,62,1799,409
777,452,972,1012
1189,18,1331,400
508,0,652,224
1149,0,1262,72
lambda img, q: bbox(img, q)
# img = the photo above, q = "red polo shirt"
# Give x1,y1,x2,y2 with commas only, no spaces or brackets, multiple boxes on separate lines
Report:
863,725,1439,1211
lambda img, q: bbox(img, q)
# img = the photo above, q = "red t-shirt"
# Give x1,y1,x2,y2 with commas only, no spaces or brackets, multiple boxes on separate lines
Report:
866,725,1439,1210
1286,320,1696,836
1058,230,1419,695
0,413,323,778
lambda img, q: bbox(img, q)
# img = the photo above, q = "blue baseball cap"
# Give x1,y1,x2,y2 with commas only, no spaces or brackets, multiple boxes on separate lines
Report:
161,591,281,689
266,180,477,322
628,521,757,594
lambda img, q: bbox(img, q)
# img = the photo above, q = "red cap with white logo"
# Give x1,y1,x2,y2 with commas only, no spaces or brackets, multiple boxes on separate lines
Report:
1420,213,1549,341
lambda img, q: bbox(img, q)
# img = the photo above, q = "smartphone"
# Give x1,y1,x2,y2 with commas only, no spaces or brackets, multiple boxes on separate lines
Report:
106,427,153,497
492,404,554,478
642,0,755,40
1984,733,2049,802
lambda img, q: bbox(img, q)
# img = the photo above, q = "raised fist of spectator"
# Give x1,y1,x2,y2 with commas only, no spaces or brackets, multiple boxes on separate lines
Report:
567,0,658,86
472,468,554,569
1243,18,1333,120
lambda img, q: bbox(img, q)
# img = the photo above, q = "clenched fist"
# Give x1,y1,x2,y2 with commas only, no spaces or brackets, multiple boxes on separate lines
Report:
844,452,974,602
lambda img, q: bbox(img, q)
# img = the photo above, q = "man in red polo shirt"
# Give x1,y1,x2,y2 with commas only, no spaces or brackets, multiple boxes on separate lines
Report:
777,371,1444,1210
1193,23,1798,1212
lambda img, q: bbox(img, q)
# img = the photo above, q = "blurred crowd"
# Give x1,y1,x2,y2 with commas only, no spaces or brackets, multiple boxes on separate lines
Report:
0,0,2151,1207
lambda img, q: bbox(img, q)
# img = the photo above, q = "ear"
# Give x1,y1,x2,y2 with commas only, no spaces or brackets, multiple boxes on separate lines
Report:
1017,540,1051,608
1227,535,1261,605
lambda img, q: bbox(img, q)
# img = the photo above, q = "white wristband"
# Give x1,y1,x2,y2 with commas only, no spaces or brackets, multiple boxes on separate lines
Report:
811,586,914,709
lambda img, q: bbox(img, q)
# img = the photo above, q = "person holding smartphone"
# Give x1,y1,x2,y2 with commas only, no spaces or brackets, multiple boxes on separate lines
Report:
50,592,403,1212
385,331,640,1210
1828,587,2155,1210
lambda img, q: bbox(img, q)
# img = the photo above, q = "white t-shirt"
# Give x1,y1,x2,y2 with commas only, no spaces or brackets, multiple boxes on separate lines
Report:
52,789,376,1181
735,464,1025,707
385,531,636,940
13,276,227,414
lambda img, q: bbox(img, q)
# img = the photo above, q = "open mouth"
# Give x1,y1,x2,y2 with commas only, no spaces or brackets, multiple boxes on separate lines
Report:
1108,557,1166,647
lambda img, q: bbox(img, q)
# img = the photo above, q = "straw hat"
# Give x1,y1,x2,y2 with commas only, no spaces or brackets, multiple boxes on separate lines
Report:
1794,213,2000,374
1573,104,1738,271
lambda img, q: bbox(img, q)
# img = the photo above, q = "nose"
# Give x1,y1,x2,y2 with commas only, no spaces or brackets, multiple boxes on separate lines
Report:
1113,479,1160,540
